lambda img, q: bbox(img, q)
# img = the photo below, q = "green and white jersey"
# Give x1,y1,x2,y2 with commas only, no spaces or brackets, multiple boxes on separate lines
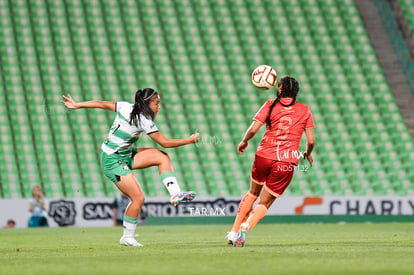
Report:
101,101,158,155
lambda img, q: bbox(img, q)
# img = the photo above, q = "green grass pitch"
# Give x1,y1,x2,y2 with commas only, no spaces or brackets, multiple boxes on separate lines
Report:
1,223,413,274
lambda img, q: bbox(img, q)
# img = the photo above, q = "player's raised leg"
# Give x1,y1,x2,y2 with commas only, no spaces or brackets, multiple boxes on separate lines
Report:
116,173,145,247
132,148,195,205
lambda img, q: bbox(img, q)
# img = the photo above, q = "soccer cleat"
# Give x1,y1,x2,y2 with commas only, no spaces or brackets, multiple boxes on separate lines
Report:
233,222,249,247
119,236,144,247
170,191,196,206
226,231,237,245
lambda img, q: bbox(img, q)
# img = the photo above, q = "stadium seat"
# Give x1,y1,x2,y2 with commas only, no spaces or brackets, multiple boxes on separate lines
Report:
0,0,413,198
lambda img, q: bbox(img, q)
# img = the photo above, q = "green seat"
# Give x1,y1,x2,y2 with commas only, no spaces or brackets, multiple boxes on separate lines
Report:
1,0,414,198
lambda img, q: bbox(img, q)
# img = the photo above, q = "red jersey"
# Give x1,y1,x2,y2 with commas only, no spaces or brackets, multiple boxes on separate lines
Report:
253,97,315,165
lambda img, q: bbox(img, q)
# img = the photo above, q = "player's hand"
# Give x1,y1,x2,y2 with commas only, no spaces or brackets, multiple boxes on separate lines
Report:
237,140,248,154
191,133,200,143
61,94,80,109
304,152,313,167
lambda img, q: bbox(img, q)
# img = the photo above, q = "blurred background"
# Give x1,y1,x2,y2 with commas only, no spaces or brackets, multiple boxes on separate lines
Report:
0,0,413,200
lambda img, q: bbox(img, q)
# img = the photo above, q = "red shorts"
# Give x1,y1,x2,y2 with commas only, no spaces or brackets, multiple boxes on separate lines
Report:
251,155,295,197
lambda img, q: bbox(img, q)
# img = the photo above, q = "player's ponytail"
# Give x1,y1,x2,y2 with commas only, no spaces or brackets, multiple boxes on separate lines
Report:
266,95,281,129
130,88,158,126
265,76,299,129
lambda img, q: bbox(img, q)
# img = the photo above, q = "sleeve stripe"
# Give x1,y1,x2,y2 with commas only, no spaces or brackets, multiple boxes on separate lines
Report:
253,118,265,125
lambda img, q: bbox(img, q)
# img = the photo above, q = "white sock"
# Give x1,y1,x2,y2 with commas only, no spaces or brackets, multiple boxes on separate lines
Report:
161,172,181,196
123,219,137,238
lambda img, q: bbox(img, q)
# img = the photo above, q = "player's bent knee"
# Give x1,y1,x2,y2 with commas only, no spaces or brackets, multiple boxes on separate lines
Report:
159,150,170,158
157,150,171,163
138,194,145,205
131,193,145,205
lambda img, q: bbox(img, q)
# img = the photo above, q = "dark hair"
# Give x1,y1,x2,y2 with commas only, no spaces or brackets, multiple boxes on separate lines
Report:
265,76,299,129
130,88,158,125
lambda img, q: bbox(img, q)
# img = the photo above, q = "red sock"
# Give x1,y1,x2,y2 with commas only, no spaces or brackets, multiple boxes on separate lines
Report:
246,204,268,230
231,192,258,232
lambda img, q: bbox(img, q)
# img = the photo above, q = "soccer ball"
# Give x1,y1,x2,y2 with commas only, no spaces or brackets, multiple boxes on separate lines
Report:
251,65,277,90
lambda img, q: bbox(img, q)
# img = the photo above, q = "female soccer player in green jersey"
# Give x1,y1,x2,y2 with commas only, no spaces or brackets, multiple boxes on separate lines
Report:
62,88,199,246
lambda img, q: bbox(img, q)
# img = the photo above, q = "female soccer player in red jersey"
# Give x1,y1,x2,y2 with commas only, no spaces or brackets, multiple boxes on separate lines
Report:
62,88,199,246
228,76,316,247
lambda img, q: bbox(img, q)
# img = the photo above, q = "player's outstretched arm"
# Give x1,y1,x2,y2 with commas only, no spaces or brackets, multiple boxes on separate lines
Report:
237,121,263,154
149,131,200,148
62,94,115,111
303,128,315,167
